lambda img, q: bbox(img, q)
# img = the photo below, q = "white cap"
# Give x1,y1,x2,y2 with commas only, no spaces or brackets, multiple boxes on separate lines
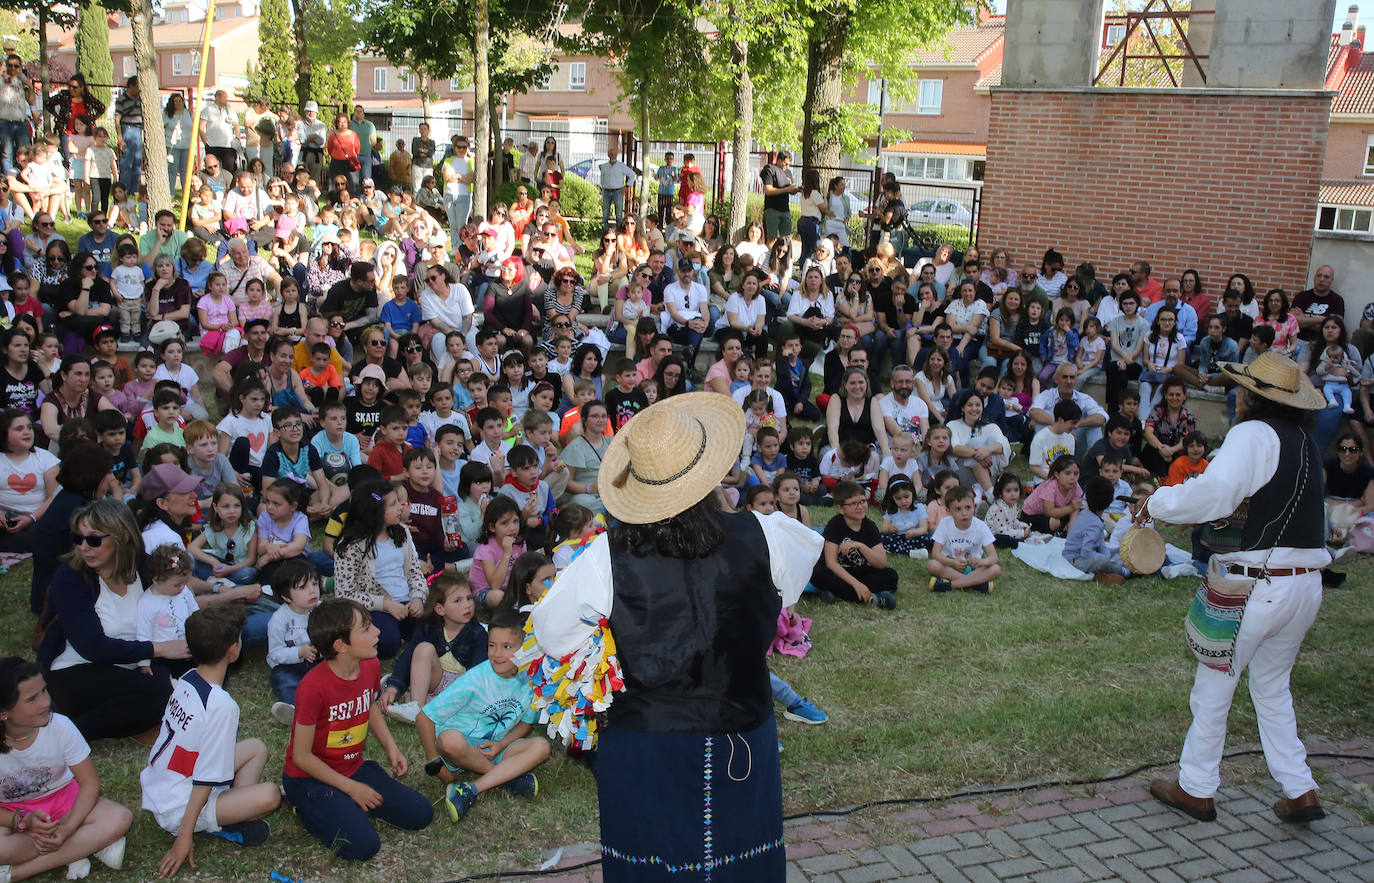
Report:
303,101,319,113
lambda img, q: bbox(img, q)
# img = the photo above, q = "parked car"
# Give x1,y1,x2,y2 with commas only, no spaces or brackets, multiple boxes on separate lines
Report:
567,159,597,180
908,198,973,225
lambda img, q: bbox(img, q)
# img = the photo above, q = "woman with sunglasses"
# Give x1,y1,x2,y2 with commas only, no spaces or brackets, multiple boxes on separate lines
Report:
38,498,188,742
346,324,410,393
29,238,69,329
43,74,105,167
589,229,628,312
542,267,590,341
419,263,476,362
54,251,114,348
29,443,114,614
1325,433,1374,516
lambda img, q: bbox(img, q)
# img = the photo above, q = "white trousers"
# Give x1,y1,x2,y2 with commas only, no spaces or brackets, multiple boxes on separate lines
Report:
1178,571,1323,799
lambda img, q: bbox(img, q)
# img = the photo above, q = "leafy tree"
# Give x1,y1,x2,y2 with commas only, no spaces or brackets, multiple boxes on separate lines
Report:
800,0,976,170
248,0,297,106
74,0,113,106
286,0,361,110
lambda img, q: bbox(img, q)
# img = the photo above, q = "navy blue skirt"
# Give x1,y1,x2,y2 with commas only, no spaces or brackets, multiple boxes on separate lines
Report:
596,716,784,882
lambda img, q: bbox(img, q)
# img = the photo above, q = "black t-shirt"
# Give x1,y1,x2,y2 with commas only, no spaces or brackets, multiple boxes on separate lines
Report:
1291,289,1345,342
1081,438,1133,482
816,515,882,574
825,271,849,301
0,362,44,415
321,279,379,325
759,163,793,212
879,197,906,231
786,452,821,483
1221,311,1253,347
605,386,649,431
346,394,384,437
111,440,138,485
1325,457,1374,500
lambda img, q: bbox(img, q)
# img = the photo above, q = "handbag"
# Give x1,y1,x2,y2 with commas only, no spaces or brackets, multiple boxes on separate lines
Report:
348,156,361,172
1184,556,1256,674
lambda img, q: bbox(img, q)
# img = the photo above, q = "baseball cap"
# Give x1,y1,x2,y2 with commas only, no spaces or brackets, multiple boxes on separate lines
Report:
141,463,201,501
92,324,116,342
358,364,387,385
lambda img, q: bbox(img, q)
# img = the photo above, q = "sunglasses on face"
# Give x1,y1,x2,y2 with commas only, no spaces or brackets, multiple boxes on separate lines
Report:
553,321,572,329
328,320,344,328
367,339,385,346
404,345,422,353
74,533,108,548
1339,445,1362,453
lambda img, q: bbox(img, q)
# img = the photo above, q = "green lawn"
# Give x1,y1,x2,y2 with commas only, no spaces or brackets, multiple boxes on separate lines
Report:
5,515,1371,881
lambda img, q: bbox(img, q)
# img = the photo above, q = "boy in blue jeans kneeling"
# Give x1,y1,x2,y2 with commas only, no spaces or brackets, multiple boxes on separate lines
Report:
282,598,433,860
417,613,550,821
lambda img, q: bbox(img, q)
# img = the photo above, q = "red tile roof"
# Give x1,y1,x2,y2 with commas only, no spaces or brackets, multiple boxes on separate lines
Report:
976,63,1002,89
914,17,1004,67
1320,180,1374,207
1331,50,1374,113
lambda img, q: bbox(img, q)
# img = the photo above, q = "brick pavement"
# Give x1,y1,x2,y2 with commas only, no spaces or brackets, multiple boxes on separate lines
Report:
525,740,1374,882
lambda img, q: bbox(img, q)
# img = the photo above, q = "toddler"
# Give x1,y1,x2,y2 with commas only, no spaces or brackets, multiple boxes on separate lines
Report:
1318,339,1359,414
137,545,200,679
877,433,922,502
984,472,1030,546
110,243,145,343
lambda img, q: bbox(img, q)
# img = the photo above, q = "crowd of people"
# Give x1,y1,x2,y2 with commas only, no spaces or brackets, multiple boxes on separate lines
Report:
0,59,1363,875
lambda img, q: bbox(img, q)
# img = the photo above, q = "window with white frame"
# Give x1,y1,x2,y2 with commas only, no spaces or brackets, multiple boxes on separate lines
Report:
1105,23,1126,46
373,67,388,93
866,79,889,111
449,77,463,92
191,51,201,75
399,68,416,93
1364,135,1374,175
917,79,943,114
171,54,184,76
569,62,586,90
123,56,135,78
1317,204,1374,233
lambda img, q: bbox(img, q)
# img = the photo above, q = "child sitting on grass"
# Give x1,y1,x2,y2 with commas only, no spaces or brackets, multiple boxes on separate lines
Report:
380,572,488,725
1063,475,1128,585
927,484,1001,594
923,470,962,536
1021,453,1082,536
811,480,899,609
281,598,433,860
141,607,280,875
266,560,323,725
418,613,550,822
878,475,929,557
983,472,1030,547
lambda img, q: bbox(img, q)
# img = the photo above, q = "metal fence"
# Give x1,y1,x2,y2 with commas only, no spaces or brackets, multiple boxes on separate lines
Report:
639,139,721,220
888,178,981,252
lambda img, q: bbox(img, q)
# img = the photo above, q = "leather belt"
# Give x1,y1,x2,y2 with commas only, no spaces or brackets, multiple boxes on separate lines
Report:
1226,565,1321,579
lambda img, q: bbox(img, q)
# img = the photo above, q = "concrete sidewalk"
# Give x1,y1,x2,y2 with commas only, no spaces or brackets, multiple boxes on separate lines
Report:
529,739,1374,882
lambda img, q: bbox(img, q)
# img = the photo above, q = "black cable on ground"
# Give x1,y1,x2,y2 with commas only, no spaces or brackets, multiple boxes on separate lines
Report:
438,749,1374,882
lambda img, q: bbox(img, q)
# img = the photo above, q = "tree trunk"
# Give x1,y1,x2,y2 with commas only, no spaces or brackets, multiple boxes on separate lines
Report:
472,0,490,219
419,73,431,126
131,0,171,212
289,0,312,108
638,86,651,220
802,17,848,172
490,88,503,188
37,5,49,135
728,37,751,242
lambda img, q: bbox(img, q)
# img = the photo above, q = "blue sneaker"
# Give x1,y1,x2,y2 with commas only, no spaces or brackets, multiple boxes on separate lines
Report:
500,772,538,797
443,782,478,821
205,819,270,847
783,698,829,725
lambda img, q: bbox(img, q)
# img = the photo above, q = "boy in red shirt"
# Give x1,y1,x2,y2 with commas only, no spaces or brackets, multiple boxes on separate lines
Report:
366,405,410,480
282,598,432,860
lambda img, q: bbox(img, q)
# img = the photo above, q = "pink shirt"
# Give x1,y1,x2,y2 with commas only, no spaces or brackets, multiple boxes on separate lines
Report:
1023,479,1082,516
469,536,527,592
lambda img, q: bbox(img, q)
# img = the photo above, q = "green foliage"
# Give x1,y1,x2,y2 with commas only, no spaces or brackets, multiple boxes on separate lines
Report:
310,58,354,111
247,0,297,106
492,171,600,229
74,0,112,105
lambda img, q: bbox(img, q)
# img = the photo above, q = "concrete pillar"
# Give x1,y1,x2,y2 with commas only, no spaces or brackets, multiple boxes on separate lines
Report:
1208,0,1338,88
1002,0,1106,87
1181,0,1216,87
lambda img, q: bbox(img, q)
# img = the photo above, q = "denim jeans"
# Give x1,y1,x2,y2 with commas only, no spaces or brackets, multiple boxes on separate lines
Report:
282,760,433,861
269,661,314,705
0,118,29,177
192,560,260,585
770,671,801,708
167,147,189,191
444,190,471,249
119,125,143,194
601,188,625,229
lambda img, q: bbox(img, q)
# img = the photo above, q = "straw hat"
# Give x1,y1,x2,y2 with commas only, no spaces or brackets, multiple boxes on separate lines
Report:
1220,351,1326,411
598,392,745,524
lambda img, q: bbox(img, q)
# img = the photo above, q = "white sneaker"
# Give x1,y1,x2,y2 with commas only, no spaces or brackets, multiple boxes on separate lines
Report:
0,863,10,883
94,836,125,870
908,548,929,560
270,702,295,726
386,700,420,724
1344,405,1355,414
65,859,90,880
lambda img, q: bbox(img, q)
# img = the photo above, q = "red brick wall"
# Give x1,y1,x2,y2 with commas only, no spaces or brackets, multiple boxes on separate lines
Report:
981,90,1329,295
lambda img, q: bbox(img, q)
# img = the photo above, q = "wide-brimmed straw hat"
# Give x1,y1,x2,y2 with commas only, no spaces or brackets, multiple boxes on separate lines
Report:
1220,351,1327,411
598,392,745,524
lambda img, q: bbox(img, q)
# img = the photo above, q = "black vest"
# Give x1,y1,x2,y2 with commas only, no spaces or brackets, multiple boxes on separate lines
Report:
1238,418,1325,551
607,510,779,734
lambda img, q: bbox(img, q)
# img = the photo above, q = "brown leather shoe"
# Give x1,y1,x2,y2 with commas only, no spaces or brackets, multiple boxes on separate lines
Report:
1093,572,1125,586
1150,777,1217,822
1274,789,1325,823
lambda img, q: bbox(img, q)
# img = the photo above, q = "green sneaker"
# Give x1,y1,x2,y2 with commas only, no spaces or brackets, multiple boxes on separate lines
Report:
443,782,478,821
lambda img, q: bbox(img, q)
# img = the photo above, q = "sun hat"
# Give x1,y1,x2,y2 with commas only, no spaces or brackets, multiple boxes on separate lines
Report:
1220,351,1326,411
303,101,319,113
597,392,745,524
141,463,201,501
148,321,181,345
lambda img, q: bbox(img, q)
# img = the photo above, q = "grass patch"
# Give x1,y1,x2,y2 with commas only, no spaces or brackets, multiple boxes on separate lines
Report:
5,506,1372,879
